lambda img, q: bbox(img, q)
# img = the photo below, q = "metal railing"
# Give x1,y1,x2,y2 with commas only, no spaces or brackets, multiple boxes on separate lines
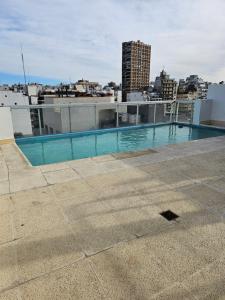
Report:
8,100,194,138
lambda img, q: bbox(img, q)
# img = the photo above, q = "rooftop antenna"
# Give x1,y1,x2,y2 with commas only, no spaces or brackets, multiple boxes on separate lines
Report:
20,44,27,86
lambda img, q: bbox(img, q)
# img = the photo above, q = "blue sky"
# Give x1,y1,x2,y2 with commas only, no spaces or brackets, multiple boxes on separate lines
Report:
0,0,225,85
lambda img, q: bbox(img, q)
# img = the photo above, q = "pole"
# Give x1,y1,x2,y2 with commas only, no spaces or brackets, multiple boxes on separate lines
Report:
116,104,119,127
68,105,71,132
38,108,42,135
153,103,156,123
95,104,98,129
136,104,139,125
20,45,27,87
176,102,180,122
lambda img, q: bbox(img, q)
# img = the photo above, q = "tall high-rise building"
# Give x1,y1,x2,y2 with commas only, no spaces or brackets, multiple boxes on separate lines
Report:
122,40,151,101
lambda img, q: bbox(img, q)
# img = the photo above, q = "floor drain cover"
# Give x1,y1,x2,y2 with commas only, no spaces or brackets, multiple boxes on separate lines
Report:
160,210,179,221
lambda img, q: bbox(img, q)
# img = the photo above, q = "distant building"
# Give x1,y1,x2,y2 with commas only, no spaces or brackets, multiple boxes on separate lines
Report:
154,70,177,101
0,85,10,91
122,40,151,101
177,75,209,100
27,84,42,104
75,79,101,93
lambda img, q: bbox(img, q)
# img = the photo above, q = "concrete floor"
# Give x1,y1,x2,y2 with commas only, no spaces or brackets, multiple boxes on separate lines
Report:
0,136,225,299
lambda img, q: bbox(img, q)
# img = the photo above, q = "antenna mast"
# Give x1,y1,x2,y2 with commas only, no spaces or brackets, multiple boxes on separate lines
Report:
20,44,27,86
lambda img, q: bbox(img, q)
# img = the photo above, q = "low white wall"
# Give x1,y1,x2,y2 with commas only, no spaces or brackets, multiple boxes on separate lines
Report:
207,84,225,122
0,107,14,141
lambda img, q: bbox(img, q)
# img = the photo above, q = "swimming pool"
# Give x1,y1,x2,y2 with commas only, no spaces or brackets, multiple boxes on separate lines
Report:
16,123,225,166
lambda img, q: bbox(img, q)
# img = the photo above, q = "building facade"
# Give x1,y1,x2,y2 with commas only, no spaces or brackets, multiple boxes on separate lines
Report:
154,70,177,101
122,40,151,101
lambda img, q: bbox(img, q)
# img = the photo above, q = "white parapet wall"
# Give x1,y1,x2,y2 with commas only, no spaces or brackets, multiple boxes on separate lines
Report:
193,84,225,127
0,107,14,142
207,84,225,126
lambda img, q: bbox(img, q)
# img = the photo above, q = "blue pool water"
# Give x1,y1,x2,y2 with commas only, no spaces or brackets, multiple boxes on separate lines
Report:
16,124,225,166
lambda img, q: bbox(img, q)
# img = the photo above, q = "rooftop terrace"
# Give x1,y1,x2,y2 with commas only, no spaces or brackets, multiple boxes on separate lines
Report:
0,135,225,299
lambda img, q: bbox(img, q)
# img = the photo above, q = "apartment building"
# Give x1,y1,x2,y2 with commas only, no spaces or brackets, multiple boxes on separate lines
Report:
122,40,151,101
154,70,177,101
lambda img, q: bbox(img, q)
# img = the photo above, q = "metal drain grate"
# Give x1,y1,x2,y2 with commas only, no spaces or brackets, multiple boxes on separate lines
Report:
160,210,179,221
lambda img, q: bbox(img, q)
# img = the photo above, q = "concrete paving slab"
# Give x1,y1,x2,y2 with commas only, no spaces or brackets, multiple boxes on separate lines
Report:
0,195,14,215
142,188,197,210
106,194,147,211
19,260,107,300
39,162,69,173
15,225,84,282
73,160,130,178
55,191,99,209
0,161,8,182
91,154,115,162
0,181,10,196
179,208,225,261
143,229,209,282
13,202,67,239
70,213,135,256
132,177,168,197
183,258,225,300
111,205,170,237
204,176,225,194
139,163,192,187
0,289,20,300
85,171,143,199
0,213,14,244
157,197,199,217
63,199,112,223
150,282,196,300
11,186,55,211
177,183,225,209
85,172,125,189
51,179,94,201
0,244,19,292
10,173,47,193
43,168,80,184
89,238,173,299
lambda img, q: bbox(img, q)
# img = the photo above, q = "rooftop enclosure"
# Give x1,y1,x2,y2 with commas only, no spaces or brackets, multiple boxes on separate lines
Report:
2,101,196,139
0,96,225,142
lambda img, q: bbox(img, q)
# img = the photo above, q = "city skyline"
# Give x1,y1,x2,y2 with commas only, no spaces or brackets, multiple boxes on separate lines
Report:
0,0,225,85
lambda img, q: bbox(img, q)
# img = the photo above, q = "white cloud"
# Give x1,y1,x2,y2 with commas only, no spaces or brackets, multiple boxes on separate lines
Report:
0,0,225,84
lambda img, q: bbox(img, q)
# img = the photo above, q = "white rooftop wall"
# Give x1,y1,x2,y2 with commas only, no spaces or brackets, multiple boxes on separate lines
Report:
207,84,225,122
0,91,29,106
0,107,14,141
127,92,144,102
0,91,32,136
